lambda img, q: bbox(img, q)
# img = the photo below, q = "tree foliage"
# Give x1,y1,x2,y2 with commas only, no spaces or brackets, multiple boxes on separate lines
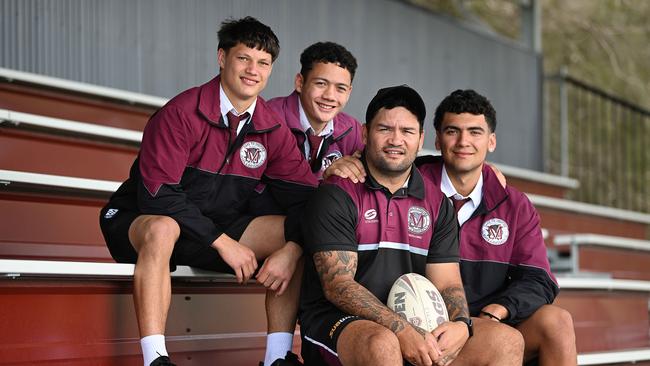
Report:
407,0,650,109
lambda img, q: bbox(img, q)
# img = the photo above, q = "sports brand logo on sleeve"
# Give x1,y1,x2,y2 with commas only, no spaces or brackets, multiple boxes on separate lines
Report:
407,206,431,235
104,208,119,219
240,141,267,169
481,218,509,245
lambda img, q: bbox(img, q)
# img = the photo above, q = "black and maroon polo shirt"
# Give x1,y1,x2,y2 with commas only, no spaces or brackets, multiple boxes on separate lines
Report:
104,75,318,247
416,156,559,325
299,161,458,328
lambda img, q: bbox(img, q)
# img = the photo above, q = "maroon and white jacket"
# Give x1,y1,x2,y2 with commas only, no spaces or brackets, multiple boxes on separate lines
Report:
416,156,559,325
105,76,318,246
267,91,364,179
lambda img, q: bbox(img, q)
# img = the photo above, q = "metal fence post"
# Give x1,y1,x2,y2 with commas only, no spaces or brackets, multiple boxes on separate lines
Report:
559,66,569,177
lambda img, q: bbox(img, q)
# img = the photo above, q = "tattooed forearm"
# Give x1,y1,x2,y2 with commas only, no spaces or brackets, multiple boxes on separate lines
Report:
313,251,410,335
441,286,470,320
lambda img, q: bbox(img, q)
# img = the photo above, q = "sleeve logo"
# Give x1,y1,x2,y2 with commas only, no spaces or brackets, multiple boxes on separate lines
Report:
104,208,119,219
481,218,509,245
240,141,267,169
407,206,431,234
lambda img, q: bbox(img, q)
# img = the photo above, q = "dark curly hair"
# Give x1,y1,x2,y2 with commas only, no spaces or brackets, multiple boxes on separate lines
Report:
218,16,280,62
299,42,358,81
433,89,497,132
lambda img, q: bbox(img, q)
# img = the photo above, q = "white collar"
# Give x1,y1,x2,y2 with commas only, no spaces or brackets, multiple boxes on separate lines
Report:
219,83,256,127
298,99,334,137
440,165,483,206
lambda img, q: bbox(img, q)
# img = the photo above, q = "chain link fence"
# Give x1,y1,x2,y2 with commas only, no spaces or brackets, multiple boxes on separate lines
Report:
544,73,650,213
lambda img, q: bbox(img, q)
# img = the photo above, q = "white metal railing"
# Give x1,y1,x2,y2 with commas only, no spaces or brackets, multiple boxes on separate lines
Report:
0,169,120,195
554,234,650,275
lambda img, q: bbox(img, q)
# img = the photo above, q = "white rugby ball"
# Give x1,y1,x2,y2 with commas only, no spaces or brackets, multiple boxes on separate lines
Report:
387,273,448,331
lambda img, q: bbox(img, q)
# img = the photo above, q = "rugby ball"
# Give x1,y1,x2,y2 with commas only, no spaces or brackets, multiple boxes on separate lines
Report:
387,273,448,331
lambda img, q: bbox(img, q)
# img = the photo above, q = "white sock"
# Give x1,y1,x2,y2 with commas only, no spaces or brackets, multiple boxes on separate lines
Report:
264,332,294,366
140,334,168,366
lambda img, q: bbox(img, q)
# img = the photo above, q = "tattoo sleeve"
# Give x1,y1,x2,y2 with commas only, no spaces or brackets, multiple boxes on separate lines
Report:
313,250,411,335
440,285,470,320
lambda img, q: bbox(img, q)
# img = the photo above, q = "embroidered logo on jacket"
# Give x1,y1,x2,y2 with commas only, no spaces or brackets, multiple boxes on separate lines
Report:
481,218,509,245
407,206,431,234
240,141,267,169
364,209,378,221
321,151,343,171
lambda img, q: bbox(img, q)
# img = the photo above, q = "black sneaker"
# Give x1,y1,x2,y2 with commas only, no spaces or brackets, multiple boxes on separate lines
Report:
271,351,303,366
150,356,176,366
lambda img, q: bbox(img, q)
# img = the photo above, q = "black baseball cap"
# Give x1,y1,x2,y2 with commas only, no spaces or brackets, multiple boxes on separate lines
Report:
365,85,426,127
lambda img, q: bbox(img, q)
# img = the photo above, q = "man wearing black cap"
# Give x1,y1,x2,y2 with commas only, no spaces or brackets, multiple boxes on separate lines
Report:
298,86,523,365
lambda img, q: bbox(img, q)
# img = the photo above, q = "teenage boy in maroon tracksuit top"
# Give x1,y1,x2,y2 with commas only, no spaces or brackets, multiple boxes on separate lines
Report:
299,86,524,366
268,42,364,180
99,17,317,366
417,89,576,365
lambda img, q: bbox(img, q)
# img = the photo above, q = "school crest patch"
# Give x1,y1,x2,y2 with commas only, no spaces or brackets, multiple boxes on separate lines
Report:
321,151,343,171
407,206,431,235
481,218,509,245
240,141,266,169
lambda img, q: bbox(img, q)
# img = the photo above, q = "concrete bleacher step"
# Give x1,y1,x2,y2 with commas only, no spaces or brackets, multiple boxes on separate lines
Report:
0,170,119,262
578,348,650,365
530,193,650,241
1,109,139,182
0,67,162,131
554,234,650,280
556,277,650,354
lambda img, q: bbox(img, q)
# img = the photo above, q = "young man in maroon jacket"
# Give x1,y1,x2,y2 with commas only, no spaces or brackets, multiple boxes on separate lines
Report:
99,17,317,366
417,89,576,365
326,89,577,365
267,42,364,180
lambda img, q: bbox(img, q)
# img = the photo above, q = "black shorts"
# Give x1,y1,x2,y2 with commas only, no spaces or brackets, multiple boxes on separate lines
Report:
300,308,361,366
99,206,255,273
301,308,415,366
